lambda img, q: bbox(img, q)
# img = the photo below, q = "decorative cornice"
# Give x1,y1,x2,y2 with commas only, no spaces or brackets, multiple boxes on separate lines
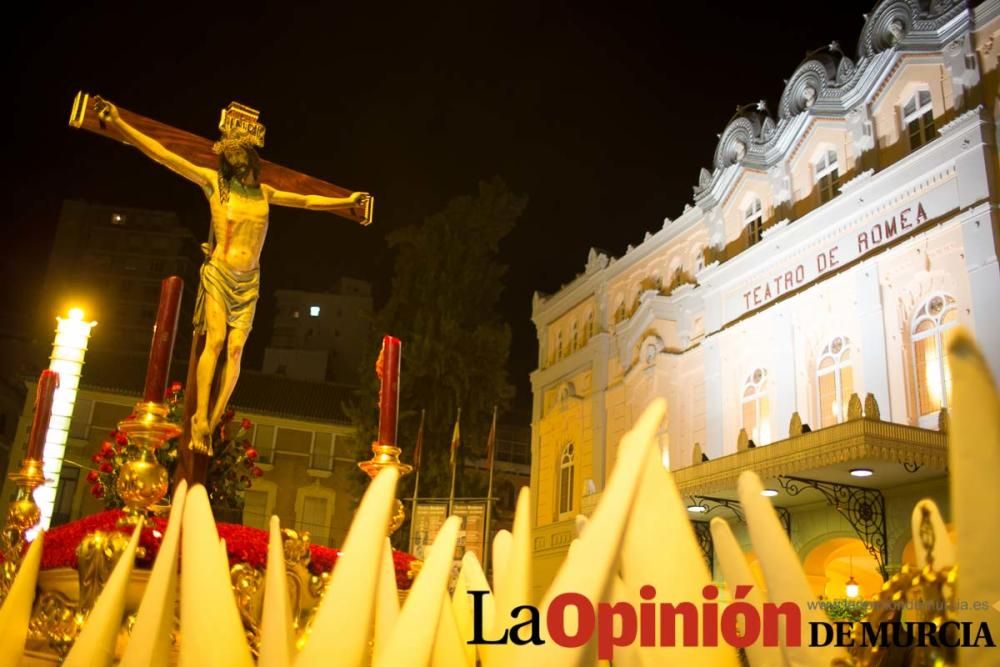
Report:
674,418,947,497
693,0,974,208
937,104,986,135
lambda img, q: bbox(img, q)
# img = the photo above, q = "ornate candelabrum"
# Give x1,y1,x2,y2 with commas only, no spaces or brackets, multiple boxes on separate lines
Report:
359,335,412,534
359,443,413,535
1,369,59,602
115,401,183,525
0,458,48,600
116,276,185,525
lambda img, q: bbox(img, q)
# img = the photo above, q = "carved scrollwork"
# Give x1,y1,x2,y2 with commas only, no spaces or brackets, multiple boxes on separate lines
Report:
690,521,713,573
859,0,915,57
778,475,888,578
28,590,83,658
713,109,766,170
779,60,831,119
696,167,713,193
76,530,131,614
231,563,265,656
227,528,334,656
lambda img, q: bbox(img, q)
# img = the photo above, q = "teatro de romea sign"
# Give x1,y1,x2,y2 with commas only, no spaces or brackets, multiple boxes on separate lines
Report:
726,175,957,323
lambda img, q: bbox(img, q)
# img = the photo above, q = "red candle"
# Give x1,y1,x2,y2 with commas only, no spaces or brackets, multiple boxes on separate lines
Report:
376,335,401,446
26,370,60,461
143,276,184,403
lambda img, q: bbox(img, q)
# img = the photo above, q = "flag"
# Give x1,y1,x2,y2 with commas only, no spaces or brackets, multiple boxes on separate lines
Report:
485,406,497,470
483,405,499,574
412,409,425,471
447,407,461,516
449,408,461,467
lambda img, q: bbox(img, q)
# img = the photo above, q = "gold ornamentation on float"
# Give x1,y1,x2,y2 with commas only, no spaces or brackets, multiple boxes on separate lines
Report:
27,590,82,659
0,457,47,603
228,528,339,656
359,446,413,535
116,401,183,527
76,530,132,614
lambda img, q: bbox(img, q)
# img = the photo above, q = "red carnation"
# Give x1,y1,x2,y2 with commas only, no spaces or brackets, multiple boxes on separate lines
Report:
91,453,103,464
100,462,114,473
86,470,99,483
100,441,113,454
245,448,258,461
240,418,252,431
91,485,104,498
253,467,264,477
115,432,128,447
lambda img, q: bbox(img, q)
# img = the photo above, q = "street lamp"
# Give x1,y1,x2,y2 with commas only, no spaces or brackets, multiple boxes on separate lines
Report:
34,307,96,531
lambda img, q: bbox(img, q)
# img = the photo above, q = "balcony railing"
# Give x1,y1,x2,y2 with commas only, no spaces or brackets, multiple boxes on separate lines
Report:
674,418,947,496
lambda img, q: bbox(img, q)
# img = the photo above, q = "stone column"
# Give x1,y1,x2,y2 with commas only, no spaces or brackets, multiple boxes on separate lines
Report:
771,305,798,444
703,334,724,458
856,262,893,421
961,209,1000,379
589,334,610,490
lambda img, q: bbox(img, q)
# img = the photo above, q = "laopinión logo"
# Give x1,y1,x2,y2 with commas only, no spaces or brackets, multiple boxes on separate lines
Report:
467,585,996,660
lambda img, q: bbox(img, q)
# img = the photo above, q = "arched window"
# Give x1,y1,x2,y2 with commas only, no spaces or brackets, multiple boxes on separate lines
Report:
556,331,563,361
815,149,840,204
586,311,594,339
741,368,771,444
911,294,958,417
817,336,853,426
903,89,936,151
570,320,578,352
744,198,763,246
559,443,575,518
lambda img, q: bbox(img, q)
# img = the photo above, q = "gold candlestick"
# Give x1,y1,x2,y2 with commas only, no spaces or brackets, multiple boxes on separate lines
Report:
0,457,48,601
116,401,182,525
358,442,413,535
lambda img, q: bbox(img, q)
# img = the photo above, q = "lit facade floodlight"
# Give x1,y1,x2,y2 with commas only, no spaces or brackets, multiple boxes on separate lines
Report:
34,308,96,530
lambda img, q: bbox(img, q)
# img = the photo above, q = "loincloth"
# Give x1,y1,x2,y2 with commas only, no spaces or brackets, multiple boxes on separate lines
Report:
193,256,260,333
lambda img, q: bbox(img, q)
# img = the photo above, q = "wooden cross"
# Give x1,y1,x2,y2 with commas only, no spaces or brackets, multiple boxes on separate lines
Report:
69,91,373,485
68,91,373,224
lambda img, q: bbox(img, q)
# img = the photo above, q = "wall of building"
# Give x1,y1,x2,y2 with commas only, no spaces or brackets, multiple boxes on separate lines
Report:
40,200,201,356
1,382,361,549
264,279,374,384
528,0,1000,596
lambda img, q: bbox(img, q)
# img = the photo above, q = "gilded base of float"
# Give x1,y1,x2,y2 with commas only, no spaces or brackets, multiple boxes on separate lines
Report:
20,530,417,664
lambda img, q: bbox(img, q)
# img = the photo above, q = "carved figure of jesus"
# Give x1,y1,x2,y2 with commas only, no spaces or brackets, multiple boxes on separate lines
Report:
93,97,370,454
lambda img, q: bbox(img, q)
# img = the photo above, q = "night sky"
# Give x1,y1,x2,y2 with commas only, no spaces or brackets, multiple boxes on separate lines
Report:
3,1,873,414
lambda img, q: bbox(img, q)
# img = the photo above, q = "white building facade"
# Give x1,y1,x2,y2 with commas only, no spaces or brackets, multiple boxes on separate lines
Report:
530,0,1000,600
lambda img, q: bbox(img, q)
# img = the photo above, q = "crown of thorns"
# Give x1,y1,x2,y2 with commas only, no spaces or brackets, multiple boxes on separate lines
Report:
212,102,266,154
212,133,261,155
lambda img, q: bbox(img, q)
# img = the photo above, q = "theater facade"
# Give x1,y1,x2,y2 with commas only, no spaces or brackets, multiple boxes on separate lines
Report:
529,0,1000,601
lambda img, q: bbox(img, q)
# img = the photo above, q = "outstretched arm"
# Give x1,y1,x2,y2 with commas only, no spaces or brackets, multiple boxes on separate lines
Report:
264,187,373,225
93,97,214,191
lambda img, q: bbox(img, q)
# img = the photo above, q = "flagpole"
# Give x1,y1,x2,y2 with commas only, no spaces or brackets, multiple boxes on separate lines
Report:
447,407,460,516
482,405,498,575
407,409,425,554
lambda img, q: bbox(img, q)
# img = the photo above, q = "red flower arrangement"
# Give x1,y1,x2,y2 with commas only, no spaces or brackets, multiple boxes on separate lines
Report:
30,509,416,590
90,383,263,512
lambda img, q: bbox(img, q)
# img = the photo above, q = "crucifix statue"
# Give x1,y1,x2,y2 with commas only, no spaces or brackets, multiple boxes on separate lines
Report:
70,92,372,475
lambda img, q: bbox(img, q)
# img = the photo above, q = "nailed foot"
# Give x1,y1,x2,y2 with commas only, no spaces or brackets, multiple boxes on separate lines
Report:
190,414,213,456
